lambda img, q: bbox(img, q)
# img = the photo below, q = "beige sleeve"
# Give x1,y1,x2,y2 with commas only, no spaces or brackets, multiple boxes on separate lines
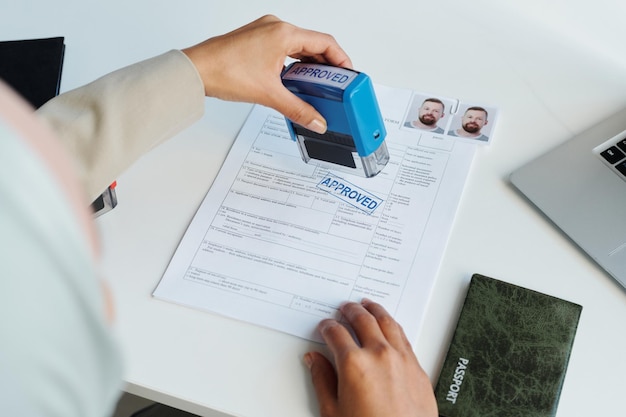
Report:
37,49,205,202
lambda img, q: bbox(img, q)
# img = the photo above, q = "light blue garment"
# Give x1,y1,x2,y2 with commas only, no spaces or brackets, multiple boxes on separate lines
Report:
0,119,123,417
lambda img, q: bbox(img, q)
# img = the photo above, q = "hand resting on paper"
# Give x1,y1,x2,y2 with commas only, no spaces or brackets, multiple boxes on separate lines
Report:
305,299,438,417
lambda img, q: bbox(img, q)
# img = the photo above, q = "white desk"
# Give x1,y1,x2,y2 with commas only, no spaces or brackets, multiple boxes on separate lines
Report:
5,1,626,416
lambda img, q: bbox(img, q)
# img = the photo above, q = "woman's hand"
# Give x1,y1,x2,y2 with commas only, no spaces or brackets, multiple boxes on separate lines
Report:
305,299,438,417
183,15,352,134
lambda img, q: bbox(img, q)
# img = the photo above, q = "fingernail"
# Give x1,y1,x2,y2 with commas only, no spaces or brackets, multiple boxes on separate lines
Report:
303,352,313,369
306,118,327,134
317,319,333,333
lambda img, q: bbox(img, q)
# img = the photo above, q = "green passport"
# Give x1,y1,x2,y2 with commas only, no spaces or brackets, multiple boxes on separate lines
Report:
434,274,582,417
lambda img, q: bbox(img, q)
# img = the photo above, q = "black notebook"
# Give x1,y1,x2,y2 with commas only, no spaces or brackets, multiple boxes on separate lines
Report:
0,36,65,108
434,274,582,417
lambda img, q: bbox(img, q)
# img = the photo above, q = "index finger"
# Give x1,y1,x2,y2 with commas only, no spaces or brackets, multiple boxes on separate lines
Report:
288,29,353,69
361,299,413,352
317,318,359,360
339,301,387,347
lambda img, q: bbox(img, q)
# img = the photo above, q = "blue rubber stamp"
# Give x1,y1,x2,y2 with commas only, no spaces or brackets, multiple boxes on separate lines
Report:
281,62,389,178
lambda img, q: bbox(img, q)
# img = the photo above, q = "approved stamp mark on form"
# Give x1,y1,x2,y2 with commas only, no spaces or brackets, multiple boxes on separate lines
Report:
317,173,383,215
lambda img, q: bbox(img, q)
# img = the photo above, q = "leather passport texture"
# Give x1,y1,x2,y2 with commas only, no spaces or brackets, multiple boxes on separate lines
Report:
434,274,582,417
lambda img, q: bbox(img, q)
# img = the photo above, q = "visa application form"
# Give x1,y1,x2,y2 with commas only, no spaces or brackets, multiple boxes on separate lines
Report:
154,84,492,343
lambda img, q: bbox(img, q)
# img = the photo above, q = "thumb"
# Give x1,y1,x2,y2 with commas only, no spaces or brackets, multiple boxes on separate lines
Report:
272,87,327,134
304,352,338,417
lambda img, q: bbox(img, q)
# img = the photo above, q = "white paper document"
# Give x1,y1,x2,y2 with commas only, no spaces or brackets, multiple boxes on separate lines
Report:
154,85,488,343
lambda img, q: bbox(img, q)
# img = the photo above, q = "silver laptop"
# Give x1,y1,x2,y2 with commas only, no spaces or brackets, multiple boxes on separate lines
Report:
510,107,626,289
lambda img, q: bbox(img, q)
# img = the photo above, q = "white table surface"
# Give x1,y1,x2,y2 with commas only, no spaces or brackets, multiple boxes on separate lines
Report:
4,1,626,416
